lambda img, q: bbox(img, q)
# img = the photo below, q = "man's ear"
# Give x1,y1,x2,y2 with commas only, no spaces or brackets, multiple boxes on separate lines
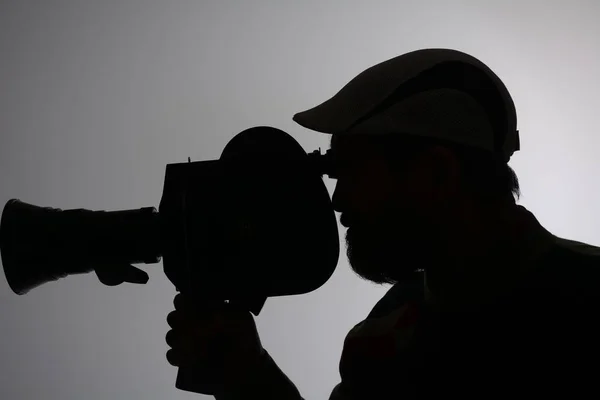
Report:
428,146,460,191
410,145,461,202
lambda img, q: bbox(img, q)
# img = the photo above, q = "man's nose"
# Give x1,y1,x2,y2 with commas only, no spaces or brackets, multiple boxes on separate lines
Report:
331,180,347,215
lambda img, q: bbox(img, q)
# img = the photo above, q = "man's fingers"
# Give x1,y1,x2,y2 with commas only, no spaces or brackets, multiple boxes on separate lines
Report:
166,348,211,368
166,312,223,342
173,293,190,311
165,329,212,367
120,264,149,284
166,309,208,328
95,264,149,286
166,294,232,368
173,293,229,314
166,348,197,367
166,310,182,328
94,264,124,286
166,348,179,366
165,329,178,347
165,328,211,349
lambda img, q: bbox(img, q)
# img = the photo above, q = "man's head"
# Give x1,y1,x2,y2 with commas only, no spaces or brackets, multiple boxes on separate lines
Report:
294,48,522,285
329,131,520,285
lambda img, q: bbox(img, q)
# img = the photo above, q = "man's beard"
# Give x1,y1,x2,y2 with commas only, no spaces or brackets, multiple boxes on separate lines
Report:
345,208,430,285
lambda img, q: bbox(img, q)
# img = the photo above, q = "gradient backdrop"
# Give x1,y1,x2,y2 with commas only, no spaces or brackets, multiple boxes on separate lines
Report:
1,1,600,399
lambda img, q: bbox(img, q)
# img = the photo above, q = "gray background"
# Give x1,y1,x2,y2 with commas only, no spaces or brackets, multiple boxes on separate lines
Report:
1,1,600,399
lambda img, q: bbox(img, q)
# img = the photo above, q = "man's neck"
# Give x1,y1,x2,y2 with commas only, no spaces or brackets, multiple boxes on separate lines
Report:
423,202,553,311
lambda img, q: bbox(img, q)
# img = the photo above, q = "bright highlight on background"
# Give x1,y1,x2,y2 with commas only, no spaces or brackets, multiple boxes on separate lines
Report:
1,1,599,399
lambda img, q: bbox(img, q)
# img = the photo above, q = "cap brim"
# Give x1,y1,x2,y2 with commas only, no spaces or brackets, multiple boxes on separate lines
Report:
293,48,516,138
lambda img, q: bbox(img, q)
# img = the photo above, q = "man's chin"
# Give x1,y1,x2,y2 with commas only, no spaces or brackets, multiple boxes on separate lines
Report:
346,239,421,284
351,269,396,285
344,215,431,284
347,248,398,284
349,262,418,285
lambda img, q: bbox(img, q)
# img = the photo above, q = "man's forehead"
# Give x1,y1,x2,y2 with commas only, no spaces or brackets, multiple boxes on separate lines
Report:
330,134,362,150
329,134,338,149
329,134,376,156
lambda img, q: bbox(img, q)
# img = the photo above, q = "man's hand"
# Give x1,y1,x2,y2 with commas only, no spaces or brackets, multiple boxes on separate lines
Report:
165,293,265,389
94,263,149,286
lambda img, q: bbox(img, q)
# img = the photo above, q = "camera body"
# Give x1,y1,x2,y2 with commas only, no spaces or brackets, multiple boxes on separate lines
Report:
0,126,340,395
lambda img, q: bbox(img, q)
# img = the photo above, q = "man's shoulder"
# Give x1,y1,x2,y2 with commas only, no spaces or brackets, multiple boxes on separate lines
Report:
536,236,600,292
515,235,600,328
515,235,600,352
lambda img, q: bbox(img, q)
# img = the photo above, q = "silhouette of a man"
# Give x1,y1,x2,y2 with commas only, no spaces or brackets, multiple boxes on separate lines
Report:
310,48,600,399
168,48,600,399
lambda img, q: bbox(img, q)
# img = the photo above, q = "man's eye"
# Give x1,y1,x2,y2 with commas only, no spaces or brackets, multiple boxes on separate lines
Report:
332,165,354,180
327,167,340,179
330,161,348,178
327,160,343,179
